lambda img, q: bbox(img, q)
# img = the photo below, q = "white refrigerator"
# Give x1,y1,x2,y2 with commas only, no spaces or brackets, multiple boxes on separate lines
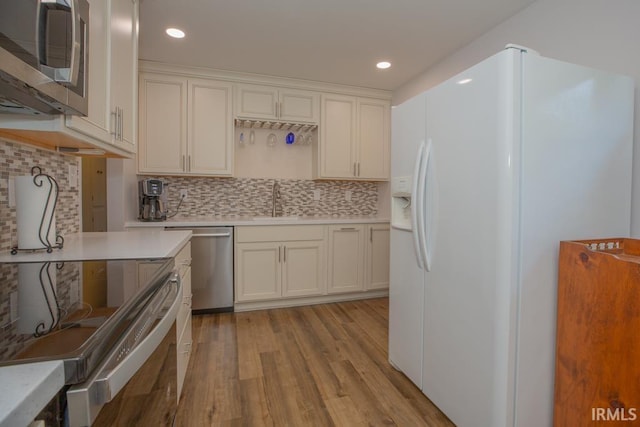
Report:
389,46,634,427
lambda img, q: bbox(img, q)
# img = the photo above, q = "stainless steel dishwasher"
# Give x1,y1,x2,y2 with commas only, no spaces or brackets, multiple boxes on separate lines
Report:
167,226,234,313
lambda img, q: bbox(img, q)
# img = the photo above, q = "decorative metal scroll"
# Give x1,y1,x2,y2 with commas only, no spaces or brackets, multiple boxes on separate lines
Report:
11,166,64,255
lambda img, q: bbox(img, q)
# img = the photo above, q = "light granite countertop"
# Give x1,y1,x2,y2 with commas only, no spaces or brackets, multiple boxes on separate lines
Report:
126,215,390,228
0,230,192,263
0,361,64,427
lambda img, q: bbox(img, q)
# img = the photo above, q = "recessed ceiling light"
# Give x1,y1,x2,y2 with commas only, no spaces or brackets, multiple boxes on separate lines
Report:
166,28,185,39
376,61,391,70
457,78,473,85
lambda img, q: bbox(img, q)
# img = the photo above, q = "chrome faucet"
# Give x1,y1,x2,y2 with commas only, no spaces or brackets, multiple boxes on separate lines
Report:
272,182,282,217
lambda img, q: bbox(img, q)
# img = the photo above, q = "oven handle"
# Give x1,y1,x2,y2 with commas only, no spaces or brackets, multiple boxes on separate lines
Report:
67,271,182,426
96,274,181,399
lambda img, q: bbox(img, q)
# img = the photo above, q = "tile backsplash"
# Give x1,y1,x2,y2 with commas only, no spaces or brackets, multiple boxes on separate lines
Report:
0,139,80,253
140,176,379,218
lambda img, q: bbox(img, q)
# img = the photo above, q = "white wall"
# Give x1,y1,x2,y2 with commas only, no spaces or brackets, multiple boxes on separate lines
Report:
393,0,640,235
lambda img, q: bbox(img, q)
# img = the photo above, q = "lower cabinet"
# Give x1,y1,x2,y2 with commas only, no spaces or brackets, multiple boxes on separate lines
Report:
174,242,192,401
234,223,389,308
327,225,366,293
327,223,390,294
365,224,390,290
235,226,326,302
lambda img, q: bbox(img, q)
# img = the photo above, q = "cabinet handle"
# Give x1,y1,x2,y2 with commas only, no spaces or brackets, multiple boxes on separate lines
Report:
357,162,360,177
370,228,373,242
284,246,287,263
340,227,356,231
119,107,124,141
182,155,186,171
188,155,191,172
111,109,118,137
278,246,281,263
353,163,356,176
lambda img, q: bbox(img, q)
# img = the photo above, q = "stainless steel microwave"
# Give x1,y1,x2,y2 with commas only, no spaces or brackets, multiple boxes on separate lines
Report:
0,0,89,116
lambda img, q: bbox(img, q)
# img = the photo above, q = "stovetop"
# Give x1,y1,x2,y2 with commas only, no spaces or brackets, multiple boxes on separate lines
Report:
0,258,173,381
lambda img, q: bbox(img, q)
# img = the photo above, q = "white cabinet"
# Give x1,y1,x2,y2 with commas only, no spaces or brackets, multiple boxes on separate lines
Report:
235,84,319,123
67,0,138,152
317,95,390,180
235,226,326,302
108,0,138,150
138,73,234,176
327,225,366,294
0,0,139,157
365,224,390,290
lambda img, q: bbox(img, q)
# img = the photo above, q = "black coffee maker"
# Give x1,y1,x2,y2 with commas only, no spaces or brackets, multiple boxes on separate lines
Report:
138,179,167,221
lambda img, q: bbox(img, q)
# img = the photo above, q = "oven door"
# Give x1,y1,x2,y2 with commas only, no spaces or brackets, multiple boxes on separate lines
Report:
66,271,182,427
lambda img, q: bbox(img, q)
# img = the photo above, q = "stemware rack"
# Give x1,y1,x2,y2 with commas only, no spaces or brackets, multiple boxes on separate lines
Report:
234,119,318,132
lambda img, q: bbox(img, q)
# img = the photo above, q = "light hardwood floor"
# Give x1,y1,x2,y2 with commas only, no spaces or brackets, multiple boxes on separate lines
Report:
175,297,454,426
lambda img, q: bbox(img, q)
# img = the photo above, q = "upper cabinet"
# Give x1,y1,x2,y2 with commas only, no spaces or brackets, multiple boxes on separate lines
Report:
138,72,234,176
236,84,320,124
67,0,138,153
316,95,390,180
0,0,139,157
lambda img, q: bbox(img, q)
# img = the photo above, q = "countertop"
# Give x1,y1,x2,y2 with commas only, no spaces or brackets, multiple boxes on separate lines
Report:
0,361,65,427
126,215,390,228
0,230,192,263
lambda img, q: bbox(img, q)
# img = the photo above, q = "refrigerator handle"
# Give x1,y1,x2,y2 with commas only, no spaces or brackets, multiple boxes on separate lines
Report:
411,140,426,270
420,139,433,271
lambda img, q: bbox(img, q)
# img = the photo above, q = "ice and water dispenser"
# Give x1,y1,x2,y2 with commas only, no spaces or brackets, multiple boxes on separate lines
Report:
391,176,412,230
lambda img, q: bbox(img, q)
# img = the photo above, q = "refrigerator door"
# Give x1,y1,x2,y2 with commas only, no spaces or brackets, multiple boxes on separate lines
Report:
421,50,518,427
514,53,634,427
389,92,427,388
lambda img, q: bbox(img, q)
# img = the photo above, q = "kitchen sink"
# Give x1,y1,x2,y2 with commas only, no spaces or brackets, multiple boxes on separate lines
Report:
252,216,299,221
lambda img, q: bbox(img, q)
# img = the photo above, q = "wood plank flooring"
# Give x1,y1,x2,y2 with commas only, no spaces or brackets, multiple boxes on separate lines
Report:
175,298,454,426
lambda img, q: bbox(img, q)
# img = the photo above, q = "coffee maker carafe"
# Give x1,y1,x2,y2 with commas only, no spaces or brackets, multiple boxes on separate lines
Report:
138,179,167,221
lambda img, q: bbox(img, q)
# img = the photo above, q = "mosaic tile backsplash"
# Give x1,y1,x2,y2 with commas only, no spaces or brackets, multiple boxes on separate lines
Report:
0,139,80,253
140,176,379,218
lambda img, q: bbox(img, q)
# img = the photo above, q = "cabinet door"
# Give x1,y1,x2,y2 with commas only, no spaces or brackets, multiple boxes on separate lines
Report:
320,94,357,179
235,84,278,120
188,79,234,175
138,73,187,174
279,89,320,123
177,307,192,402
282,240,326,297
64,0,111,143
327,225,365,293
357,98,390,179
365,224,390,290
235,242,281,302
109,0,138,151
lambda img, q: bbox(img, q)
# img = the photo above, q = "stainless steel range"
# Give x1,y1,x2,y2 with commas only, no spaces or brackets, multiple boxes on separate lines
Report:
0,257,182,426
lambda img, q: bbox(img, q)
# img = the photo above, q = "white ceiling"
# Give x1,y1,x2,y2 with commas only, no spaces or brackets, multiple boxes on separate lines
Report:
138,0,536,91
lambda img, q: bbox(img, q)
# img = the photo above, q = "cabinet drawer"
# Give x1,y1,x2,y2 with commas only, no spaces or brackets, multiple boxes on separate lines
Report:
177,313,192,401
236,225,324,243
174,241,192,276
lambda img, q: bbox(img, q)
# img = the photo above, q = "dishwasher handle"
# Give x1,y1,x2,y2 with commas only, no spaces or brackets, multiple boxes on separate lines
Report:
191,233,231,238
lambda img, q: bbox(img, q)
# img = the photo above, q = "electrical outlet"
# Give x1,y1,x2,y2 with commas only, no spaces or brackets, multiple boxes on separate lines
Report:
312,189,321,201
8,177,15,208
345,190,352,202
68,164,78,188
179,189,188,200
